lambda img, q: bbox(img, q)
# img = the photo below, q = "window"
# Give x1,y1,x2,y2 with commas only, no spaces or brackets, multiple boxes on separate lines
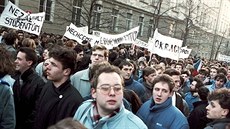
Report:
39,0,55,22
111,8,119,32
150,0,159,7
126,13,132,30
138,16,144,37
148,19,154,37
72,0,83,26
92,4,102,30
0,0,14,14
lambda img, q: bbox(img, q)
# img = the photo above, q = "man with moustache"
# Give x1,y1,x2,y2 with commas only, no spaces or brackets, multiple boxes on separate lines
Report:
137,74,189,129
73,65,147,129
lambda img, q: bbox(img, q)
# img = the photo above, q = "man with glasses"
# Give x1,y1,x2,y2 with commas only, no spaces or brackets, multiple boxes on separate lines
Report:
73,65,147,129
71,45,108,98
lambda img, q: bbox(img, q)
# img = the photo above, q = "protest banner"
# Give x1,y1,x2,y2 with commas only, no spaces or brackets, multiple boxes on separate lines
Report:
0,1,45,35
179,46,192,59
64,23,100,46
92,26,139,48
217,53,230,62
133,39,148,49
148,29,183,60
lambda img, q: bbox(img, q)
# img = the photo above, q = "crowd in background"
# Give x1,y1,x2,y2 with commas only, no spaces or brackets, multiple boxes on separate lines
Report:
0,26,230,129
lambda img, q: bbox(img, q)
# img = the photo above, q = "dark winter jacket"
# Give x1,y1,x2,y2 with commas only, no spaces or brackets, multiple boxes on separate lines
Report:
204,118,230,129
188,100,212,129
34,79,84,129
13,68,45,129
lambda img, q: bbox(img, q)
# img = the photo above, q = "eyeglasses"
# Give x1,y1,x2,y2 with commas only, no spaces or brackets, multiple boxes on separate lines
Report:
97,84,123,95
92,53,104,58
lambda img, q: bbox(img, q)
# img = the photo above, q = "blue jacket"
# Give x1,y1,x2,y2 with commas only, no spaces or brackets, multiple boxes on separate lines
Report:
73,100,147,129
206,83,226,92
185,92,199,112
71,68,91,98
0,82,16,129
136,98,189,129
124,77,147,102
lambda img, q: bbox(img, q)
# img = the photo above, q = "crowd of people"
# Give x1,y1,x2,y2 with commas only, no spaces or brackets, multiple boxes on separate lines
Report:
0,26,230,129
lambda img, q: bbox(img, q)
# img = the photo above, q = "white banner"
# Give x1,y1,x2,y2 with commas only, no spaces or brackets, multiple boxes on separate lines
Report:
0,1,45,35
93,26,139,48
148,29,183,60
64,23,100,46
179,46,192,59
133,39,148,49
217,53,230,62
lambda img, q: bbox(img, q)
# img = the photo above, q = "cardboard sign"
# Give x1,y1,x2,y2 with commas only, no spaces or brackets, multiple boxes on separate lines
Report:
0,1,45,35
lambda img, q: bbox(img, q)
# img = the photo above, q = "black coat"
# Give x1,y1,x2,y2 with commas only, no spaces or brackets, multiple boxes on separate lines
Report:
188,100,212,129
13,68,45,129
34,79,84,129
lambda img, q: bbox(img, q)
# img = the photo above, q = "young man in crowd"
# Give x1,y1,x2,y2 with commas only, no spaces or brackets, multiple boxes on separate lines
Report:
71,45,108,98
119,60,147,102
142,66,157,100
164,68,190,116
206,73,227,92
13,47,45,129
73,65,147,129
137,74,189,129
188,86,211,129
34,46,84,129
184,77,204,112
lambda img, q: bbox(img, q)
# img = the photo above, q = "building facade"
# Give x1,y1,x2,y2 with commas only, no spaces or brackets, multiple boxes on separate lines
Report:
1,0,230,59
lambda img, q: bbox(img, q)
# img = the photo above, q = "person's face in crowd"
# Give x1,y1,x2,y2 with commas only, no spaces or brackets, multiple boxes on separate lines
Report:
76,51,84,62
15,52,32,73
91,50,106,65
181,74,189,82
129,49,135,55
159,62,166,70
206,100,228,119
170,64,175,69
139,62,146,70
18,32,24,41
171,75,181,92
215,78,225,89
121,65,133,80
152,82,173,104
45,57,70,85
92,72,123,117
175,65,182,72
197,73,206,81
210,68,217,79
156,69,163,75
42,49,49,60
144,72,157,85
190,81,197,92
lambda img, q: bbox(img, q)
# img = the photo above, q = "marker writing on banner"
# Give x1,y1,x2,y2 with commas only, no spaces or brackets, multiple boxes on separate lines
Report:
155,39,180,53
67,27,92,43
5,17,40,33
9,5,24,17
